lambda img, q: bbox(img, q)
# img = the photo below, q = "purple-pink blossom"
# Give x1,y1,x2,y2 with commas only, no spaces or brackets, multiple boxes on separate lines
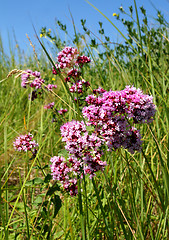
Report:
45,84,57,91
50,156,78,196
49,85,156,196
49,49,156,197
76,55,91,67
52,64,61,75
55,47,90,70
58,108,68,115
21,70,44,89
13,133,38,154
60,120,106,175
50,120,107,195
44,102,55,109
67,68,80,79
93,87,106,94
57,47,79,69
69,80,90,94
82,86,156,152
52,47,91,96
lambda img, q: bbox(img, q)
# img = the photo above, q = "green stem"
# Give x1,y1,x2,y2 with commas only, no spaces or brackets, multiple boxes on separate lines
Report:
83,173,90,240
19,169,30,239
77,175,86,240
141,149,165,211
0,157,5,239
92,178,112,239
64,197,67,239
134,0,144,57
4,122,8,240
5,152,39,231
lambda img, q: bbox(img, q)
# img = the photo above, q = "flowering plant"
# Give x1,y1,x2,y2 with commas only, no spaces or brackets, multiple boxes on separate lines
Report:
13,133,38,155
15,47,156,197
47,47,156,196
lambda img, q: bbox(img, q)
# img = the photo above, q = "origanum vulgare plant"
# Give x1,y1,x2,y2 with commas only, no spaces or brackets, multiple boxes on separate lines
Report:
15,46,156,196
13,133,38,155
48,47,156,196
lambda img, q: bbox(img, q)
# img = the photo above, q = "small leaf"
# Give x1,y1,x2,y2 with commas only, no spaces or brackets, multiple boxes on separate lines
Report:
33,177,44,185
86,125,95,132
34,196,43,205
47,183,60,196
55,230,64,238
52,195,62,217
44,174,52,183
58,149,68,158
25,180,33,186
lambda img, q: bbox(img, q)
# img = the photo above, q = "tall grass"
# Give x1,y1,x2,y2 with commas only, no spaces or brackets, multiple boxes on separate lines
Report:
0,1,169,239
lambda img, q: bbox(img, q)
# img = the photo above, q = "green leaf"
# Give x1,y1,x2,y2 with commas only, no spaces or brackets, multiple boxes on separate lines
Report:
58,149,68,158
86,125,95,132
25,177,44,187
34,196,43,205
44,174,52,183
51,195,62,217
33,177,44,185
47,183,60,196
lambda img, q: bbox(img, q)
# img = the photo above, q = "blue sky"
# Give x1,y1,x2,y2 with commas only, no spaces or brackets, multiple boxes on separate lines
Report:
0,0,169,55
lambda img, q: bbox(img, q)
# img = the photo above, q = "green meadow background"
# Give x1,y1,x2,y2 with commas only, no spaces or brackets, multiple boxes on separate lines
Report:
0,1,169,239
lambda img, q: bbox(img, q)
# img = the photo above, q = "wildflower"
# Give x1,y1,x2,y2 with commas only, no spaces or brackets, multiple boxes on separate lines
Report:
50,156,70,181
123,86,156,123
122,127,142,154
76,55,91,67
52,64,61,75
83,86,156,152
50,120,107,195
58,108,68,115
13,133,38,154
52,46,91,97
50,156,78,196
67,68,80,79
56,47,91,70
93,87,106,94
119,6,124,12
21,70,44,89
21,69,33,88
57,47,79,69
113,13,117,16
69,80,90,94
45,84,57,91
60,120,106,176
44,102,55,109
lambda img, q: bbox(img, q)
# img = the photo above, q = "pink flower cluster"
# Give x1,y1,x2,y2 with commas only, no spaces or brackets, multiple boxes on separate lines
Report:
50,86,156,195
82,86,156,153
21,70,44,89
44,102,55,109
50,156,78,196
60,121,107,176
58,108,68,115
57,47,78,69
13,133,38,154
48,48,156,196
54,47,90,70
69,79,90,93
50,120,106,195
52,47,91,94
45,84,57,91
76,55,91,67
